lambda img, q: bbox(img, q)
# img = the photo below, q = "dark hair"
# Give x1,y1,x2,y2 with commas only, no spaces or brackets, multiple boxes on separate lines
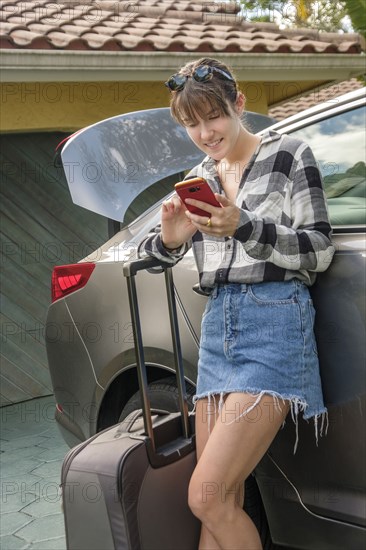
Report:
168,57,239,126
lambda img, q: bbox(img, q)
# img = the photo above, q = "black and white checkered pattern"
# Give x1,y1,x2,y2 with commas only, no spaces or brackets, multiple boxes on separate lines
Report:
139,130,335,289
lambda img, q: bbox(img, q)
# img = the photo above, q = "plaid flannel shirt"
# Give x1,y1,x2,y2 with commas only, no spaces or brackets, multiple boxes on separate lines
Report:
138,130,335,290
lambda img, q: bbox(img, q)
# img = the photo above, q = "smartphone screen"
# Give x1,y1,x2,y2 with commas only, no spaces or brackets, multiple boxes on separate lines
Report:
175,177,220,217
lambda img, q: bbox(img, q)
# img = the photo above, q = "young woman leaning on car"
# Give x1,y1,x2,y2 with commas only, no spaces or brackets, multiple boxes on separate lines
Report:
138,57,335,550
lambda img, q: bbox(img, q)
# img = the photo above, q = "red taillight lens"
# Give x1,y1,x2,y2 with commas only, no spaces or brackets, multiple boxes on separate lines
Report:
51,263,95,303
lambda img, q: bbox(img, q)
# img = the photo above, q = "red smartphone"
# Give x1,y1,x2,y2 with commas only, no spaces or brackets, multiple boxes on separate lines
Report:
175,177,221,217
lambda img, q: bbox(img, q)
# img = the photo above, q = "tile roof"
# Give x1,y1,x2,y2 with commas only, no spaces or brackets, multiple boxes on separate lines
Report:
268,78,365,120
0,0,364,53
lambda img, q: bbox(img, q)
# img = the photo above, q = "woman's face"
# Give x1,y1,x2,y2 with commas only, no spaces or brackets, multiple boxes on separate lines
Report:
182,99,242,161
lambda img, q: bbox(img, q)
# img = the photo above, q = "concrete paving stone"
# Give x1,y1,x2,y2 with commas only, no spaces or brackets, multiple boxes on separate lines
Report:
38,438,64,450
0,426,43,442
0,397,70,549
0,489,37,514
28,536,66,550
34,446,68,463
0,474,43,496
23,476,62,500
13,425,56,439
1,458,45,479
37,433,69,450
0,446,47,465
21,497,63,519
1,402,57,439
1,396,55,423
0,429,14,439
30,459,64,480
0,534,30,549
0,511,33,537
0,436,50,452
0,422,53,439
15,513,65,542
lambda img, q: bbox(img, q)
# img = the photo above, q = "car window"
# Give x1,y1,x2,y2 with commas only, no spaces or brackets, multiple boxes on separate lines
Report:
290,106,366,227
123,172,184,226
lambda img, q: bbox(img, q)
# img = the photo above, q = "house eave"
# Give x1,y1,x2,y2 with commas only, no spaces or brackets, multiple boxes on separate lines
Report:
1,50,365,82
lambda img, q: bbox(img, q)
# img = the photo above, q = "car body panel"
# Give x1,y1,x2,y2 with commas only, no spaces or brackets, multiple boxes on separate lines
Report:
46,298,97,446
47,258,202,441
46,90,366,547
255,451,366,550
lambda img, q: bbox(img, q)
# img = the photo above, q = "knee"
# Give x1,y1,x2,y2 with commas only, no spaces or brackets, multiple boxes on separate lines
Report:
188,475,223,525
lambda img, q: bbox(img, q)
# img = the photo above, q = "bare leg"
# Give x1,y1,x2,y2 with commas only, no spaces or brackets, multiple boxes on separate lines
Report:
195,397,245,550
195,397,221,550
190,392,289,550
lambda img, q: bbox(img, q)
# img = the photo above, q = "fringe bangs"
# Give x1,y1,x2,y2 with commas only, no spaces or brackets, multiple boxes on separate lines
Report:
170,80,231,126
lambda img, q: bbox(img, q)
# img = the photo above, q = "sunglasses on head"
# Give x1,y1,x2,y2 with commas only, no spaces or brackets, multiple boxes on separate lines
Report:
165,65,235,92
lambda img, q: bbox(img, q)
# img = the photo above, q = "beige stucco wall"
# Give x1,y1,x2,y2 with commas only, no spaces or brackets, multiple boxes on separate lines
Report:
1,81,163,132
1,80,270,132
0,79,326,132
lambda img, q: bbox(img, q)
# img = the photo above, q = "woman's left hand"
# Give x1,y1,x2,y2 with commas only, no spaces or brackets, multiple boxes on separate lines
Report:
184,194,241,238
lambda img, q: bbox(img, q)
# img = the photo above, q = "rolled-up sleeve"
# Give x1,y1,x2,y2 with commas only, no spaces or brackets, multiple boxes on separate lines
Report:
138,224,191,265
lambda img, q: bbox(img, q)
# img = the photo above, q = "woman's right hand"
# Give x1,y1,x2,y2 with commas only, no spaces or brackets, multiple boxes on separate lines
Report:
161,195,197,249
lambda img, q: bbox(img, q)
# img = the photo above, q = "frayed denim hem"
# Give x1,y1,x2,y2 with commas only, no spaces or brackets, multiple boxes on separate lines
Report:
191,389,328,454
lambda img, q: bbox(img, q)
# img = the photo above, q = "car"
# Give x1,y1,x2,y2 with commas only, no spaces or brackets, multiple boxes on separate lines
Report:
46,89,365,549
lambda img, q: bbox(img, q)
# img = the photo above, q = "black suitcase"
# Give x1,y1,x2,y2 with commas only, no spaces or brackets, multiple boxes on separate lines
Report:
61,257,200,550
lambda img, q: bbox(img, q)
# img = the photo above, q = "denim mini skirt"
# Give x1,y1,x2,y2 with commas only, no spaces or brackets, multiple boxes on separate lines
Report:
193,280,328,452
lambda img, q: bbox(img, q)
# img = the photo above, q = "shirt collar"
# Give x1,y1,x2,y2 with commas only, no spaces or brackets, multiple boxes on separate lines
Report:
260,129,282,145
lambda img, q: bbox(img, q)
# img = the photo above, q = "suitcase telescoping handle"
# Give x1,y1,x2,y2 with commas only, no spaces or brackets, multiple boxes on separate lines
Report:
123,257,193,462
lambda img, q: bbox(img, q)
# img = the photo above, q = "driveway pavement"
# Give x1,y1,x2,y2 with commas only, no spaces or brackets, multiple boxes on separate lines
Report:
1,396,69,549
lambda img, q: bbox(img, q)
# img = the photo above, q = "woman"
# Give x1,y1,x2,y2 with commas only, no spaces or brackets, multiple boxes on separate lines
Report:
138,57,334,550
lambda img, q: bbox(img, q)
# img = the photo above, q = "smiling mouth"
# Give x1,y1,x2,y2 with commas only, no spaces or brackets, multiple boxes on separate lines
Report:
206,138,223,148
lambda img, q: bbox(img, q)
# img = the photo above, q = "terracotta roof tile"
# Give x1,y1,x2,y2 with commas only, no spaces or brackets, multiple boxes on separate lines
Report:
125,26,154,38
0,20,24,32
28,5,61,19
0,9,12,19
12,11,37,24
28,21,61,34
151,22,183,31
71,17,103,28
337,41,363,53
59,23,93,36
88,24,120,37
2,27,29,44
177,23,210,31
3,15,26,24
79,31,122,49
87,8,114,20
112,33,142,48
269,79,365,120
5,27,50,47
121,17,155,27
159,16,192,25
0,0,364,53
40,30,78,48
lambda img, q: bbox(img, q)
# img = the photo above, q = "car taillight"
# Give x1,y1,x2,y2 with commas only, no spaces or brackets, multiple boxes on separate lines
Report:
51,263,95,303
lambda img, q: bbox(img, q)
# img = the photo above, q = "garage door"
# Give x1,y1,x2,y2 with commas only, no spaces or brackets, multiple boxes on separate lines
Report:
0,132,108,406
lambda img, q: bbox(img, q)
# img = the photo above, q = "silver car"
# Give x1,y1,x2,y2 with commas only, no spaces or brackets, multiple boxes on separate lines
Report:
46,89,365,549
